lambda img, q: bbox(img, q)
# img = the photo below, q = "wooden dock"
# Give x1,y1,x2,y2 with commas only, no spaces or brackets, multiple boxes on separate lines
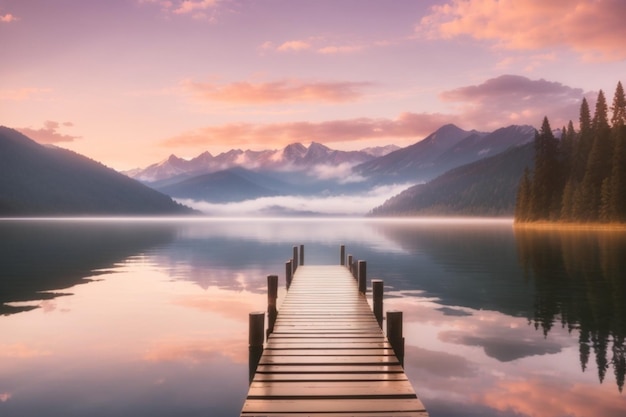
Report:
241,257,428,416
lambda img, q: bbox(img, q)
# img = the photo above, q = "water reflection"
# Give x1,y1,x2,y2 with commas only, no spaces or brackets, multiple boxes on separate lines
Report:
1,218,625,417
0,220,176,315
515,228,626,392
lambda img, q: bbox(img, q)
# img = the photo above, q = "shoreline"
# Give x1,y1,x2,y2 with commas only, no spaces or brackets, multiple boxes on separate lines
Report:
513,221,626,231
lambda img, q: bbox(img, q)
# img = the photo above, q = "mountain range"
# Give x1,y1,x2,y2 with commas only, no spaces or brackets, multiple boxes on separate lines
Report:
1,122,538,216
0,126,192,215
127,123,535,211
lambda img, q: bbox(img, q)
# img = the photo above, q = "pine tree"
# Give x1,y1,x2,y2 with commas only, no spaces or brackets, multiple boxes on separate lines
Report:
580,90,612,220
515,167,532,222
609,81,626,221
531,117,560,220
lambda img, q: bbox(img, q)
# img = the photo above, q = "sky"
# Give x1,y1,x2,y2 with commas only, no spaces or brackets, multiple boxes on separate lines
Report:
2,0,626,171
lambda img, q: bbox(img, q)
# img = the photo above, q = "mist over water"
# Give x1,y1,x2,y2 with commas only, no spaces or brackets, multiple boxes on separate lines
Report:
1,218,624,417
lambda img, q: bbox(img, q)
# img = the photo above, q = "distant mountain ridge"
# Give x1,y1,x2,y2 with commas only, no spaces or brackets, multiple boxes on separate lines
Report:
354,124,535,183
0,126,192,215
128,142,400,183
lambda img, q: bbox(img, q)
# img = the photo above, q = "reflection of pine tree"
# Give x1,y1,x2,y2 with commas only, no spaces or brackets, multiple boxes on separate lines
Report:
514,229,626,391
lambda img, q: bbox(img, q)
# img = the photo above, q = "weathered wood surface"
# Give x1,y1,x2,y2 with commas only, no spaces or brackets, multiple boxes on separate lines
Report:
241,265,428,416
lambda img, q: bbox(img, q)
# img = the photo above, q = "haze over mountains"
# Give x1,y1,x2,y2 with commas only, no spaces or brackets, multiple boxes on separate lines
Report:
1,122,536,216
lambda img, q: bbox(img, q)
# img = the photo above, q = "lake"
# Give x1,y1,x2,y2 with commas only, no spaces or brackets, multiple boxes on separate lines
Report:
1,218,624,417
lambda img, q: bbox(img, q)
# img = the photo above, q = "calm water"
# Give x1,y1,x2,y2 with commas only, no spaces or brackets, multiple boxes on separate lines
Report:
0,218,624,417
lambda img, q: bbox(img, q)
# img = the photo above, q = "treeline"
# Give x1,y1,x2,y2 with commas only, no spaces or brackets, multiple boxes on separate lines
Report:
515,82,626,222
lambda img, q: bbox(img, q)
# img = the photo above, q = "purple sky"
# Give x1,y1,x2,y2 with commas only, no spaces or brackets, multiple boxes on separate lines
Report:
2,0,626,169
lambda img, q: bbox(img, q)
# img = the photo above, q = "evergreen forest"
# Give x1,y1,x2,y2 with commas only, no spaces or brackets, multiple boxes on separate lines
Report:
515,81,626,223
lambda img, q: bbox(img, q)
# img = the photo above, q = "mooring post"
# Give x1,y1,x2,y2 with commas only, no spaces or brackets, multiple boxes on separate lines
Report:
248,311,265,384
387,310,404,367
372,279,383,328
358,260,367,294
340,245,346,266
267,275,278,338
292,245,299,272
299,244,304,266
347,255,353,274
285,260,293,289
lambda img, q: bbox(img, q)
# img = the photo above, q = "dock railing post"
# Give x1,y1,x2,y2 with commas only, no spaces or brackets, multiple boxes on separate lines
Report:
285,260,293,289
293,246,299,272
248,311,265,384
347,255,353,273
299,244,304,266
387,310,404,367
372,279,383,328
340,245,345,266
358,260,366,294
267,275,278,338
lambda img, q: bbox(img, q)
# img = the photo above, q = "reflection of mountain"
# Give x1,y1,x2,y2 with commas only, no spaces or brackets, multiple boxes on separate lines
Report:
515,229,626,392
0,221,176,315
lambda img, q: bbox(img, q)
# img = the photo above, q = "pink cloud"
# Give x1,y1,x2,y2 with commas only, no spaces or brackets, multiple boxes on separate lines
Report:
140,0,220,20
181,79,372,104
143,338,246,364
440,74,590,129
277,40,311,52
420,0,626,61
173,0,218,15
1,13,18,22
161,112,453,149
18,120,81,144
317,45,364,54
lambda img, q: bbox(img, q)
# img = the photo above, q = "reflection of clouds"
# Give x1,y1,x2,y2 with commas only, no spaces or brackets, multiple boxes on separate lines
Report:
0,392,12,402
143,338,247,364
478,377,626,417
439,330,562,362
405,345,477,378
172,293,260,322
0,343,51,358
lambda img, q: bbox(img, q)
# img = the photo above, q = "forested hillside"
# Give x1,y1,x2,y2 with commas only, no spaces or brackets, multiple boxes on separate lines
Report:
515,82,626,223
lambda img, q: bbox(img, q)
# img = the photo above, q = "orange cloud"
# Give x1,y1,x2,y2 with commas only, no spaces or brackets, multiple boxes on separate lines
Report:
18,120,81,144
161,112,453,149
478,377,626,417
420,0,626,61
181,79,372,104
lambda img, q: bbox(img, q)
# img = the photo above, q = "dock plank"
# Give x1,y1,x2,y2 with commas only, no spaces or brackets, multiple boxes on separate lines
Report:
241,264,428,416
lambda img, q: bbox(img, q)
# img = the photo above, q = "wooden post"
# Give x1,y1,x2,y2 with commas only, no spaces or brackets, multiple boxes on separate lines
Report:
358,260,366,294
347,255,353,274
285,260,293,289
387,310,404,367
267,275,278,338
292,245,299,272
372,279,383,328
340,245,345,265
248,311,265,384
299,244,304,266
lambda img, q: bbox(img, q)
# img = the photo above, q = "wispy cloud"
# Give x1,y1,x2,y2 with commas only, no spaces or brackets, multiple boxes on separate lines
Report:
18,120,81,144
261,37,369,55
140,0,222,21
419,0,626,61
0,87,52,101
161,112,452,149
181,78,372,104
